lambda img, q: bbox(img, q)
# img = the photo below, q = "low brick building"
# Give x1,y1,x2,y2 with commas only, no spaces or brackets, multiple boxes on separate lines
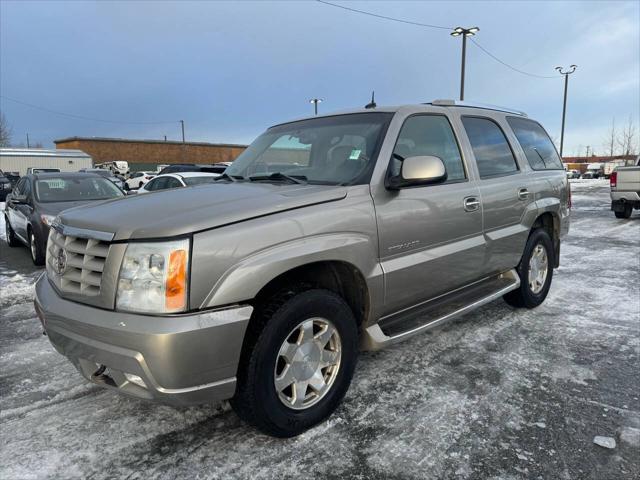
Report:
54,137,247,172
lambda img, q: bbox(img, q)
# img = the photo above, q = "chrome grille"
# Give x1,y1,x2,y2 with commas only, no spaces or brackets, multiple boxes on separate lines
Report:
47,229,109,297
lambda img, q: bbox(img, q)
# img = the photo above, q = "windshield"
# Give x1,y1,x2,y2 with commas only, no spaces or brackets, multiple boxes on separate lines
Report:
35,177,124,203
225,113,393,185
183,176,219,186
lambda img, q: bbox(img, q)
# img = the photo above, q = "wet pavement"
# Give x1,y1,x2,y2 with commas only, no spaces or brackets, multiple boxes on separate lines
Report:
1,181,639,479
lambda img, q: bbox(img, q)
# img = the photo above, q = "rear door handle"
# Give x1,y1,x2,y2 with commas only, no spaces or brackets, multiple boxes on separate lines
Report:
463,196,480,212
518,188,530,200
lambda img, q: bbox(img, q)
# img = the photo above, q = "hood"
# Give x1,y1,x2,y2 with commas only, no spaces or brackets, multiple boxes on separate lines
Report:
38,200,112,217
57,182,347,241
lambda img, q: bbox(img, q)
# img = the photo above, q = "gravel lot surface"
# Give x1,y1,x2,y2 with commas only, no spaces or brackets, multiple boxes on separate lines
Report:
1,180,639,479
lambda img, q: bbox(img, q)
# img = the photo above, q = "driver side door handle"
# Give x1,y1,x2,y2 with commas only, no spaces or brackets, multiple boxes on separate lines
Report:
518,188,530,201
463,196,480,212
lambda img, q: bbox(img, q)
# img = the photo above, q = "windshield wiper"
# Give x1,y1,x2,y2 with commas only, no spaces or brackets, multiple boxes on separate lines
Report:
214,173,243,182
249,172,308,184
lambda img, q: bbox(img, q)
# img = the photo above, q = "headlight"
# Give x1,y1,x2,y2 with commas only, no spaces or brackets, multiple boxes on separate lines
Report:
116,239,189,314
40,214,57,226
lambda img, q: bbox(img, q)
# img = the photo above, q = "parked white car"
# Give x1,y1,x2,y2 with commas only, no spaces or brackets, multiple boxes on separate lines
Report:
125,171,156,190
135,172,220,194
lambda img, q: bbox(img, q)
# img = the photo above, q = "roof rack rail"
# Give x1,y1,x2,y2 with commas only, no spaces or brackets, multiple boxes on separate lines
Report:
428,99,527,117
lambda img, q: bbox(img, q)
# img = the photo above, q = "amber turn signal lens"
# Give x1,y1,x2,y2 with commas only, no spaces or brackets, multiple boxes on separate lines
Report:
165,249,187,311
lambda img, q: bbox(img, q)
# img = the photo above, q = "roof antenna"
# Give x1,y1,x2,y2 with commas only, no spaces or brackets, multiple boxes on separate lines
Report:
365,91,376,109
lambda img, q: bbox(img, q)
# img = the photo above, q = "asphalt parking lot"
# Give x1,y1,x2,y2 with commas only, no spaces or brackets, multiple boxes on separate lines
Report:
1,180,639,480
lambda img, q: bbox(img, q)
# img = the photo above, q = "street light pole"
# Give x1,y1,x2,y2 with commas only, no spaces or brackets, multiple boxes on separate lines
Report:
451,26,479,101
555,65,577,158
180,120,185,143
309,98,323,115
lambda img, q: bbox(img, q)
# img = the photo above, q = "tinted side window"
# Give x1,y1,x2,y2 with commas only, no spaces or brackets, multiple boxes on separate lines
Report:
392,115,465,182
507,117,563,170
461,117,519,178
14,178,25,195
144,178,159,191
152,177,170,190
165,178,182,189
22,179,32,198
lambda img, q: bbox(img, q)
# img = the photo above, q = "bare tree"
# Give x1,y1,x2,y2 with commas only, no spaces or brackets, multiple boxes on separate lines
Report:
603,118,617,157
0,111,12,147
617,115,638,156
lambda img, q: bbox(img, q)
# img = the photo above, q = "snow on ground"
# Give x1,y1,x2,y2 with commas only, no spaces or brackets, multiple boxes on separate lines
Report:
0,182,639,479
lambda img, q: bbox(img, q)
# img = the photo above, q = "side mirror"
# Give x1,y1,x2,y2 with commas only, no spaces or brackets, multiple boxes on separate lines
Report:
386,155,447,190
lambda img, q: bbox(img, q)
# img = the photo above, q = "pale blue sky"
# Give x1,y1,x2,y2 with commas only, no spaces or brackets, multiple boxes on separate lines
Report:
1,0,638,156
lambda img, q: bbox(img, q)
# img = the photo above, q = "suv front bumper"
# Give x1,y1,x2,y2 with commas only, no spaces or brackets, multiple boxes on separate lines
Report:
34,274,252,406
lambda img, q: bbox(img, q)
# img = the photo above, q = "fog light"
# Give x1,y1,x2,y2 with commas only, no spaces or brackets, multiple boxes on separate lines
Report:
124,373,147,389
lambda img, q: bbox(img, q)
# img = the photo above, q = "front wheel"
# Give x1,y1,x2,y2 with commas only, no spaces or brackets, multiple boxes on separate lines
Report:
231,289,359,437
28,229,46,266
504,228,554,309
5,216,20,247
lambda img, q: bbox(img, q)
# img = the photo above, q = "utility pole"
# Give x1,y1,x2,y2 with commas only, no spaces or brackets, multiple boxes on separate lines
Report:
26,133,30,148
309,98,323,115
180,120,185,143
451,27,479,101
555,65,577,158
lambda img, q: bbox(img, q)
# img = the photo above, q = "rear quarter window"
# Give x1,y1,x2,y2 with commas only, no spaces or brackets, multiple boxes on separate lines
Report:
507,117,563,170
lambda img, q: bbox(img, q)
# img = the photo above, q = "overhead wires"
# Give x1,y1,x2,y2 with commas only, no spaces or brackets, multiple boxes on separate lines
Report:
316,0,558,80
0,95,180,125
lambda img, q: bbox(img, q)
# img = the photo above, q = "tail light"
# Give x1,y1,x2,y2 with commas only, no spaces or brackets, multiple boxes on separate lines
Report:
610,171,617,188
567,182,572,210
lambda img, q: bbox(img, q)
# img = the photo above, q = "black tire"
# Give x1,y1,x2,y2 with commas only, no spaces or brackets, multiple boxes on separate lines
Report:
231,289,359,437
138,181,144,189
614,205,633,219
5,216,20,247
28,228,45,266
503,228,554,309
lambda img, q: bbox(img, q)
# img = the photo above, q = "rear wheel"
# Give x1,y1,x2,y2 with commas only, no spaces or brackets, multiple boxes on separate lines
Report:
504,228,554,309
28,229,45,266
231,289,358,437
614,204,633,219
5,216,20,247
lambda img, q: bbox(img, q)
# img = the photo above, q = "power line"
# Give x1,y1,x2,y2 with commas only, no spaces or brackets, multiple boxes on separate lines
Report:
0,95,180,125
469,38,557,79
316,0,453,30
316,0,558,80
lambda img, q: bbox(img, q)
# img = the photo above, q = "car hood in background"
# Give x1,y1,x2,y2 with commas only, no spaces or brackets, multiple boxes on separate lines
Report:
57,183,348,240
38,200,116,217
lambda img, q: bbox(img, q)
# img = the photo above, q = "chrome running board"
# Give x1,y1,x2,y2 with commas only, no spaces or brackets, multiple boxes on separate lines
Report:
362,269,520,350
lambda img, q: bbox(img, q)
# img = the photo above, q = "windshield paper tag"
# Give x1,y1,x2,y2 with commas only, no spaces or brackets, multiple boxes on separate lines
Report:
349,149,361,160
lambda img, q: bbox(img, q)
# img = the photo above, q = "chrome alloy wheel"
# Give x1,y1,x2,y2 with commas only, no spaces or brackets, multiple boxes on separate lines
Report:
29,233,37,261
274,317,342,410
528,243,549,294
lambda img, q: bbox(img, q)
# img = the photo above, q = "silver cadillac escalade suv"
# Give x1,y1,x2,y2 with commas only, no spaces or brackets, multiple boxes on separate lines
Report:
35,100,570,437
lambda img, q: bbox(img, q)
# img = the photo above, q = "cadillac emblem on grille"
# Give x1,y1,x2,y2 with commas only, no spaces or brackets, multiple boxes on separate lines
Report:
54,248,68,275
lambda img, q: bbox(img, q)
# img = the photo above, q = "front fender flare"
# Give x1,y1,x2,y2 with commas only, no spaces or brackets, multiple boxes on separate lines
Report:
200,233,383,311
